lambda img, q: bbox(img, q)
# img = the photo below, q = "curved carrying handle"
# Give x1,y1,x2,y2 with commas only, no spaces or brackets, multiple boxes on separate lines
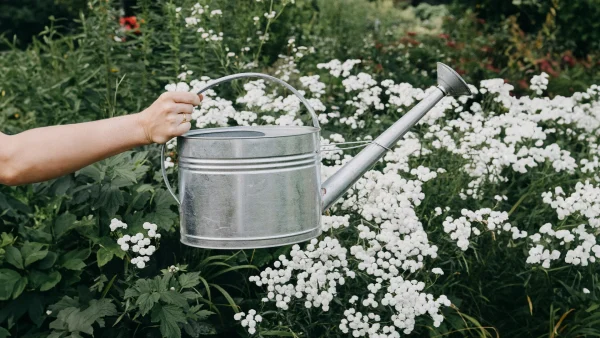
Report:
161,143,179,204
161,72,321,205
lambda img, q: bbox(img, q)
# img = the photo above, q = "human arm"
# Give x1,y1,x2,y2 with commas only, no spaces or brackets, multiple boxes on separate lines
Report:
0,91,202,186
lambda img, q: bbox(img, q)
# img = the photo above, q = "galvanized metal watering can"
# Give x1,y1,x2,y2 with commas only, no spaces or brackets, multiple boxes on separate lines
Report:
161,62,471,249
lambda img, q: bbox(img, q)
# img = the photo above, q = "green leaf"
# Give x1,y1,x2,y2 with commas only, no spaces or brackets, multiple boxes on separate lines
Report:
60,249,90,271
151,305,186,338
0,327,10,338
159,291,188,308
51,298,117,335
37,251,58,270
114,168,138,184
182,291,200,300
124,288,140,299
77,164,104,182
49,296,79,313
40,271,62,291
178,272,200,289
0,269,21,301
136,292,160,316
5,246,23,270
11,276,27,299
586,303,600,313
96,248,114,267
100,185,125,216
0,233,14,247
62,259,86,271
21,242,48,267
54,213,77,239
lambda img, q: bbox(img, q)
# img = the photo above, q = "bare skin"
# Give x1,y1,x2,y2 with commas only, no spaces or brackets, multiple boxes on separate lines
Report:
0,92,203,186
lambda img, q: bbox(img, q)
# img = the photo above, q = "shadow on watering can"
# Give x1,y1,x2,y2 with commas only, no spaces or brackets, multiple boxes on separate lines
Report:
161,62,472,250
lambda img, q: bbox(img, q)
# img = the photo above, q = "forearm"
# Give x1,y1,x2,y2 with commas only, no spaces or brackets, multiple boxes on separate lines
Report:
2,113,150,185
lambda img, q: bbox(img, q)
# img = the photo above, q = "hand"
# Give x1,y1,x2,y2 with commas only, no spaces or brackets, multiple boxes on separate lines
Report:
136,92,203,144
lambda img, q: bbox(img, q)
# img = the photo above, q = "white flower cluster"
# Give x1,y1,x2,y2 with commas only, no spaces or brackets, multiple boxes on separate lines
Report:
248,237,354,311
109,218,127,232
184,3,223,41
530,72,549,95
442,208,526,251
321,215,350,231
233,309,262,335
523,183,600,268
317,59,362,78
111,220,161,269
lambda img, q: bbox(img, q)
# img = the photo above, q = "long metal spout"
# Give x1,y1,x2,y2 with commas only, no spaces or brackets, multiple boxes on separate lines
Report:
321,62,472,211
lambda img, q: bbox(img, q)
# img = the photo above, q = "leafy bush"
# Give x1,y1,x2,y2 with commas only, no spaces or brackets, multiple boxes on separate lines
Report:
1,1,600,338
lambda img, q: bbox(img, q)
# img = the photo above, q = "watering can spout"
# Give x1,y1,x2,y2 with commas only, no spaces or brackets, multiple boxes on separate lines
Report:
321,62,472,211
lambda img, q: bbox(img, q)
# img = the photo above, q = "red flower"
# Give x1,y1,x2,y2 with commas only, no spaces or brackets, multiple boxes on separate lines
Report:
439,33,450,40
407,31,417,37
120,16,141,34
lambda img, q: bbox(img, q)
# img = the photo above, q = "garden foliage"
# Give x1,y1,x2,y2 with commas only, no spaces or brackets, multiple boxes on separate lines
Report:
1,0,600,337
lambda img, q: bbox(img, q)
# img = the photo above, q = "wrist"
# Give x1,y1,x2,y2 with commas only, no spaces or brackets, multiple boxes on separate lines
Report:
133,112,153,146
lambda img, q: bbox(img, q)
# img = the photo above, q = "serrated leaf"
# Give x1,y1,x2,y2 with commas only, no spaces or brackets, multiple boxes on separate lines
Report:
96,248,114,267
21,242,48,267
0,269,21,301
40,271,61,291
49,296,79,313
136,292,160,316
54,298,117,335
178,272,200,289
159,291,188,308
5,246,23,270
182,291,200,300
151,304,186,338
77,164,104,182
124,288,139,299
97,186,125,217
114,168,138,184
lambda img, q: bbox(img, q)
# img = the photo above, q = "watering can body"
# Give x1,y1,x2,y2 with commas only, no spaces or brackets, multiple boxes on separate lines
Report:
175,126,321,249
162,64,472,249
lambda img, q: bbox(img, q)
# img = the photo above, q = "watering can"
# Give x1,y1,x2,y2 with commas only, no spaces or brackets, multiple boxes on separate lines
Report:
161,62,471,249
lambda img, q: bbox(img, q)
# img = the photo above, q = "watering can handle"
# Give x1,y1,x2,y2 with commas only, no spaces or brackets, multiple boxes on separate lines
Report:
161,143,180,205
192,72,321,129
160,72,321,205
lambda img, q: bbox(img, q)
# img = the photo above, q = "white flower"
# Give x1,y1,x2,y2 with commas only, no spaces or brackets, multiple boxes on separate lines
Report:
431,268,444,275
46,310,52,315
583,288,591,294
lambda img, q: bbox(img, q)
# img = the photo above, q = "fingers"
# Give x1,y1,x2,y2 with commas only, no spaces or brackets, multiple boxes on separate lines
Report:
162,92,203,105
174,121,192,135
177,113,193,125
173,103,194,115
